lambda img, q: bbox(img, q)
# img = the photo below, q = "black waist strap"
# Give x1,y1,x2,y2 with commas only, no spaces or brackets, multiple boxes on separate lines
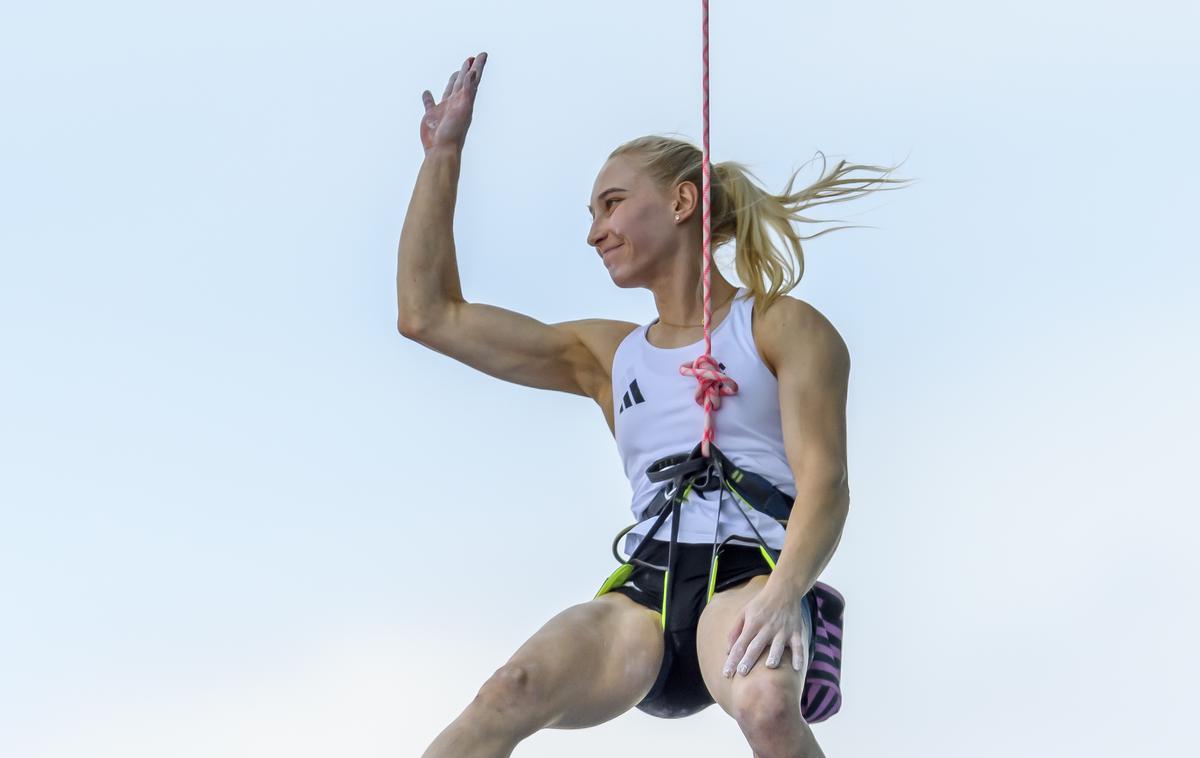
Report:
616,441,791,569
641,442,794,523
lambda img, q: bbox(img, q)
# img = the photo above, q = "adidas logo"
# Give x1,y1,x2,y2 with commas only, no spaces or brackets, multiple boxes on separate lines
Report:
619,378,645,414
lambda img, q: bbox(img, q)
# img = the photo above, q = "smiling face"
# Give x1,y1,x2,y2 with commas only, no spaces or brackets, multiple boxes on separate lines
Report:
586,154,688,288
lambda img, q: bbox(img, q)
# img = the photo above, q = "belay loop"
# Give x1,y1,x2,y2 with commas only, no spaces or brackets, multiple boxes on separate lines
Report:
646,441,724,492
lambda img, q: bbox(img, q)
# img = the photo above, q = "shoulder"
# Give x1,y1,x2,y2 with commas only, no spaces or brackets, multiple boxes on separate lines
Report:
552,317,641,397
557,318,641,360
756,294,850,378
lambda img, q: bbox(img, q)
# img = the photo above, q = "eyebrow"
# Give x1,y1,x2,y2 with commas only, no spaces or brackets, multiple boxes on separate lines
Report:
586,187,628,216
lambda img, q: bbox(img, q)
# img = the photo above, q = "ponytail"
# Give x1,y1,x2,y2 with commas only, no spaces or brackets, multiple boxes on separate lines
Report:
609,136,913,318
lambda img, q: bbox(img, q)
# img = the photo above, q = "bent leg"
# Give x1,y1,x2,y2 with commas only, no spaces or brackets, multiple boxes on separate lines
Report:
696,575,825,758
422,591,664,757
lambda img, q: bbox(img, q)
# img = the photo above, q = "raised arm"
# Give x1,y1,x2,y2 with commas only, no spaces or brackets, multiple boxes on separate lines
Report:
396,145,465,332
396,53,481,329
396,53,627,400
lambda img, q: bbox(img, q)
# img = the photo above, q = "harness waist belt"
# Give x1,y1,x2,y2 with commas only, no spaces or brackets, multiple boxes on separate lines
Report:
641,442,793,523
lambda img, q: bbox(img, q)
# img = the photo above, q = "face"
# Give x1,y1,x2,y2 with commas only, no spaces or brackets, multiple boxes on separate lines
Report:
586,155,684,286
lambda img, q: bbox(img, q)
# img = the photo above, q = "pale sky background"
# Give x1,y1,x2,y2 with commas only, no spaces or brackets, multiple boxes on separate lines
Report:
2,1,1198,756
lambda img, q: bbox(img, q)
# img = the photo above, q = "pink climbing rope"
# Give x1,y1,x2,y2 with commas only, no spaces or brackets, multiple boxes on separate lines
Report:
679,0,738,458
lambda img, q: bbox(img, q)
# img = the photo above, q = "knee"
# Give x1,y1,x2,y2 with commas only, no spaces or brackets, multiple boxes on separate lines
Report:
473,664,545,720
733,679,800,737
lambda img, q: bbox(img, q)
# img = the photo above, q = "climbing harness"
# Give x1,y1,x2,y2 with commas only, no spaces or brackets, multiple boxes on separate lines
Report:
595,440,792,613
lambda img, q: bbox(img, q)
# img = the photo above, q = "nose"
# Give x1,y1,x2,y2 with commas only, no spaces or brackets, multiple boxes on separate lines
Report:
587,217,608,250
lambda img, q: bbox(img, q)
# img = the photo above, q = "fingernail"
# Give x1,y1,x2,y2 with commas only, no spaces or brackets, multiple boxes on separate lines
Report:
722,667,731,677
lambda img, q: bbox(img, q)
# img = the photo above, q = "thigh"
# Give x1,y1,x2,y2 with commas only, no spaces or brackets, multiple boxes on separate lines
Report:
695,575,809,720
490,590,665,730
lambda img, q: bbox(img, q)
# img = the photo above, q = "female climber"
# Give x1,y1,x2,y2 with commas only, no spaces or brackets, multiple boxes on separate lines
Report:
400,52,908,758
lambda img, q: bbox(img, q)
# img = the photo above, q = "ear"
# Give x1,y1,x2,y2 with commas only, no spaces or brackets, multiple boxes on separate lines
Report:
672,179,700,221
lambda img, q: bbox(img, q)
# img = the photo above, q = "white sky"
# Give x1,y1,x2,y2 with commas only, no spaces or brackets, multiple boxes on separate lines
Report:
2,1,1197,756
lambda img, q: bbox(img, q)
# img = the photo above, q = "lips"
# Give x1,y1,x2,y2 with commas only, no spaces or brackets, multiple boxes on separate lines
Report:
601,244,623,257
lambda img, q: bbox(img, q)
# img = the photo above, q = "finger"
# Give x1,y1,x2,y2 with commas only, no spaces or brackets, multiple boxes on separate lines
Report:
442,71,457,101
723,615,747,677
726,614,745,652
723,636,744,678
791,632,805,672
452,56,471,94
422,90,435,112
764,634,787,670
466,51,486,91
736,633,768,676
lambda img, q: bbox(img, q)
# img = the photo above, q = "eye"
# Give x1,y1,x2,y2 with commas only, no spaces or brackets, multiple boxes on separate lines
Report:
606,198,620,209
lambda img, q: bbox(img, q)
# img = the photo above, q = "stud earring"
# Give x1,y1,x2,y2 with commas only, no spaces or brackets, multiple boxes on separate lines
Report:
674,214,680,221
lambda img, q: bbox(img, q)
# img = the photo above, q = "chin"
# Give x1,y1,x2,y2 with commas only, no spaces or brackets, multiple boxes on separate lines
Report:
605,266,644,290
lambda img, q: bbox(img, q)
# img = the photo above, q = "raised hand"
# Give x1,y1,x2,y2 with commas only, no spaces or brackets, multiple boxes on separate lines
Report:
420,52,488,155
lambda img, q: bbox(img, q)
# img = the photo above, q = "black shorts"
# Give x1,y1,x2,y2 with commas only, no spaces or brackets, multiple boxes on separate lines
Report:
600,537,816,719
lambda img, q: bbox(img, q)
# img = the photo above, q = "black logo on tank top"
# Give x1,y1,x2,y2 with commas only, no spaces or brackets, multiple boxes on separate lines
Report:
619,363,726,415
619,378,645,414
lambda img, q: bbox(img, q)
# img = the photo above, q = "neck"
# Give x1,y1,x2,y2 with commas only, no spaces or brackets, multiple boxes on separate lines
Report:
645,232,739,328
652,280,739,328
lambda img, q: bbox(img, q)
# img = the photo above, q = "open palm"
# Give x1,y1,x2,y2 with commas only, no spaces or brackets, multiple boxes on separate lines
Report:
420,52,488,154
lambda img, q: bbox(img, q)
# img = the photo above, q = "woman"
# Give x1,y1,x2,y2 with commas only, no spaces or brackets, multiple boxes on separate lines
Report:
400,52,907,758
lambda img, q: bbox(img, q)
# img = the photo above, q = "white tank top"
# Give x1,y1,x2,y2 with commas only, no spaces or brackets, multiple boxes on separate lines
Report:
612,286,796,556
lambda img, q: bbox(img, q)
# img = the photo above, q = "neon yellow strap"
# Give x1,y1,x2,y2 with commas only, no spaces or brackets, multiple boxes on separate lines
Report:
593,563,634,599
724,480,756,511
706,553,721,602
758,545,777,570
660,569,669,630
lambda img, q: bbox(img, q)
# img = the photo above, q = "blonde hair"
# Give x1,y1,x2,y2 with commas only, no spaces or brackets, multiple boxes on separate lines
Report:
608,135,914,318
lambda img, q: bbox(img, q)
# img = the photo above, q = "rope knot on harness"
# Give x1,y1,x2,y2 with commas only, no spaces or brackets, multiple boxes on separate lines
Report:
679,354,739,457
